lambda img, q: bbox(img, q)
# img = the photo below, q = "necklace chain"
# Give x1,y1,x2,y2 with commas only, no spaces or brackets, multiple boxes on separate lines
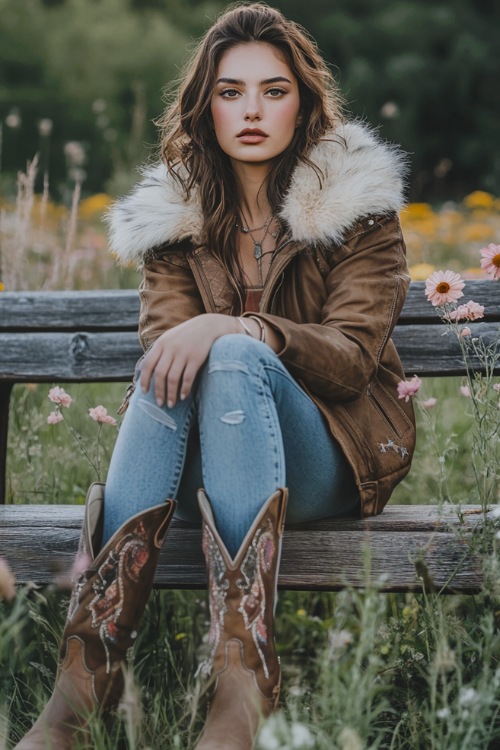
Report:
238,210,278,286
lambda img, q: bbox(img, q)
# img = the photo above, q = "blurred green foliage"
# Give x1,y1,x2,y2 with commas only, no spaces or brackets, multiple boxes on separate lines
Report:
0,0,499,200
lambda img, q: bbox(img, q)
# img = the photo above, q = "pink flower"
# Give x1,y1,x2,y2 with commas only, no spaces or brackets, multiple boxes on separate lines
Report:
48,386,72,407
397,375,422,402
425,270,465,306
89,405,117,426
422,397,437,408
47,410,64,425
493,384,500,393
448,300,485,322
70,552,91,580
0,557,16,601
479,243,500,280
460,385,471,398
460,326,472,338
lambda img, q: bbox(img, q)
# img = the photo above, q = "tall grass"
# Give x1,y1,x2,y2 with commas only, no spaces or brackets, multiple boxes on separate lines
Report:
1,165,500,748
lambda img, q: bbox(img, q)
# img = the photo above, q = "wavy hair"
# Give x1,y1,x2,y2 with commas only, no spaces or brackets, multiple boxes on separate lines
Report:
156,2,345,293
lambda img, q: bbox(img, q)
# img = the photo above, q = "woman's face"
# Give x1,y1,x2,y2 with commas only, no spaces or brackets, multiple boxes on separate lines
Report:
210,42,301,170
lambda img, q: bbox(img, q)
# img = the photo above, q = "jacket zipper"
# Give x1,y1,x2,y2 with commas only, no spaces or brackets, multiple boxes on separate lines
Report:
366,384,403,438
260,239,295,311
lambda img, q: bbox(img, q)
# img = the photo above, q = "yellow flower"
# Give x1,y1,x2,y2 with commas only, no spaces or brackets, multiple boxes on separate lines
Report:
79,193,113,219
0,280,5,292
175,632,187,640
463,190,495,210
409,262,435,280
402,203,435,220
296,608,307,617
462,223,495,243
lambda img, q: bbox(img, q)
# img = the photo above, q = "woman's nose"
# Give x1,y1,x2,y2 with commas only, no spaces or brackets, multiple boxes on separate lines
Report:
244,95,262,121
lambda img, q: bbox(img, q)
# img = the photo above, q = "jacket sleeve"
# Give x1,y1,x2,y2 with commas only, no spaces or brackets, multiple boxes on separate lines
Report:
248,213,410,402
138,242,205,351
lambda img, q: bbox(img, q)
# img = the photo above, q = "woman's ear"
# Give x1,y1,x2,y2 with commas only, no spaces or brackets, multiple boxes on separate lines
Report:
295,112,303,128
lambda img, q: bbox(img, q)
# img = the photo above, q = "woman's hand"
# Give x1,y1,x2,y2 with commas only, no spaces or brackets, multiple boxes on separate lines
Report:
139,314,240,407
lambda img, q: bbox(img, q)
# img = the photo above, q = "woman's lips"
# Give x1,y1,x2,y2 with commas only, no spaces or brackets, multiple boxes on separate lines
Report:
237,129,268,143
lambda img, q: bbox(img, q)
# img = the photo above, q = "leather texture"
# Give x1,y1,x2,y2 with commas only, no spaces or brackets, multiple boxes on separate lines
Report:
14,483,176,749
195,487,287,750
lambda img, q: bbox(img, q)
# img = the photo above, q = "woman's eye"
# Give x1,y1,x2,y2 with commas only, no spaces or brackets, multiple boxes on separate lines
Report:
267,88,286,97
220,89,239,98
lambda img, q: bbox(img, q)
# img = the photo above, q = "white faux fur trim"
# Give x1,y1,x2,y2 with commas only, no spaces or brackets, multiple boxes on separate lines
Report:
107,120,407,264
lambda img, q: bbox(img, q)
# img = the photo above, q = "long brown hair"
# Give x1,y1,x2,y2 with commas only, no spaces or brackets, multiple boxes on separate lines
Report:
157,2,345,291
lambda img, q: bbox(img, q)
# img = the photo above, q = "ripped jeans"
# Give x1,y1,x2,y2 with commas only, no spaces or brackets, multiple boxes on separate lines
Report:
102,334,359,556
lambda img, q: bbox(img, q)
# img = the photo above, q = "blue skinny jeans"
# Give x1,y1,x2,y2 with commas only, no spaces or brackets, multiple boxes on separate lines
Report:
102,334,359,556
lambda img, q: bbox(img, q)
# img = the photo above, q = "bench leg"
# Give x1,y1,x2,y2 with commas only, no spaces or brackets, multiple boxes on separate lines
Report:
13,484,176,749
0,383,13,505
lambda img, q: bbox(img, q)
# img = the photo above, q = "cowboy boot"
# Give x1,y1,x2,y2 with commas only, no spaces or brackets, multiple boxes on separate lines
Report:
15,483,176,750
195,487,288,750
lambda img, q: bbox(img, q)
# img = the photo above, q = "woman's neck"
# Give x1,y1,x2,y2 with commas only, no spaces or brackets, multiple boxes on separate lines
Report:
232,161,273,227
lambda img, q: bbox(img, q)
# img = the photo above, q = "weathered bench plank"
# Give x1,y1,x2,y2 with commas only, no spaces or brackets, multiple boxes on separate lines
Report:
1,322,498,382
0,282,498,330
0,504,487,593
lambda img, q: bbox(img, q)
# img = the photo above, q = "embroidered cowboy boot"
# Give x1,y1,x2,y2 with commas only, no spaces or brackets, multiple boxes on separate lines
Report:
195,487,288,750
15,483,176,750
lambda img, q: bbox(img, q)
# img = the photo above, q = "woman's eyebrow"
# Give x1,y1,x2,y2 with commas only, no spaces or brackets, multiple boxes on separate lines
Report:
215,76,292,85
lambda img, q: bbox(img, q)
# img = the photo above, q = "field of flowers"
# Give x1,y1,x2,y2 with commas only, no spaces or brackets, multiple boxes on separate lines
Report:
0,176,500,749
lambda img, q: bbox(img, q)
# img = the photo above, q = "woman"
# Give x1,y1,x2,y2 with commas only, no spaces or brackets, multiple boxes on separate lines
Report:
16,3,415,749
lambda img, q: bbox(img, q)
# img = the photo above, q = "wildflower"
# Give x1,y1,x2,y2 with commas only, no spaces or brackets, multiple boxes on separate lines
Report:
0,557,16,601
0,280,5,292
296,608,307,617
338,727,363,750
448,300,485,322
422,397,437,408
257,714,314,750
459,687,479,707
408,262,436,281
70,552,91,580
460,326,472,337
328,628,353,659
425,270,465,306
89,405,117,426
493,384,500,393
464,190,495,209
436,707,451,720
48,386,72,407
397,375,422,402
480,243,500,280
47,410,64,425
460,385,471,398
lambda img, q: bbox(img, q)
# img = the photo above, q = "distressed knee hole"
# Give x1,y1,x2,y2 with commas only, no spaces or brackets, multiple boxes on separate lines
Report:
208,361,250,375
137,399,177,430
220,410,246,425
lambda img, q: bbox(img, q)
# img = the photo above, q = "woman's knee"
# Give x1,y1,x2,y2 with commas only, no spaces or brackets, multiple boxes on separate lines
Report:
207,332,268,366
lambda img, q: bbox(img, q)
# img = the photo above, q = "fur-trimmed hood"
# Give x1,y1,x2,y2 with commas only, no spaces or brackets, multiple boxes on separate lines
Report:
108,120,408,265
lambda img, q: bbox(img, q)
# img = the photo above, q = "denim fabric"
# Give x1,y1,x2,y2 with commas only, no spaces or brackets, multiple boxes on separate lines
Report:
102,334,359,555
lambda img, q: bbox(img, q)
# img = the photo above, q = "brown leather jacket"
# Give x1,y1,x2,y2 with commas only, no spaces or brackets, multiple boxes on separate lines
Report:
108,120,416,517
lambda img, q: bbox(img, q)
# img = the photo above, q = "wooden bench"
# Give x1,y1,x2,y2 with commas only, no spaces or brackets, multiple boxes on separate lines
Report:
1,281,498,594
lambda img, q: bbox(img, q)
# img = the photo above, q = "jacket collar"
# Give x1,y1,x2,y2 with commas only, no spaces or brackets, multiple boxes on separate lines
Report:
108,120,408,265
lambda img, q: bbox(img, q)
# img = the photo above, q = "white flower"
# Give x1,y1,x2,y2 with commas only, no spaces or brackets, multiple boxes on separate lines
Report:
437,707,451,719
290,723,315,748
490,505,500,520
339,727,363,750
459,687,479,707
257,715,315,750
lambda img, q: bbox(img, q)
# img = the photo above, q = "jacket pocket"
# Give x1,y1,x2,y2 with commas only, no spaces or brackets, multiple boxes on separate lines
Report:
367,380,413,439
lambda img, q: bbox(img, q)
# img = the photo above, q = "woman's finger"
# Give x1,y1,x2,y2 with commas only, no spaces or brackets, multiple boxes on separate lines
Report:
165,357,186,408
